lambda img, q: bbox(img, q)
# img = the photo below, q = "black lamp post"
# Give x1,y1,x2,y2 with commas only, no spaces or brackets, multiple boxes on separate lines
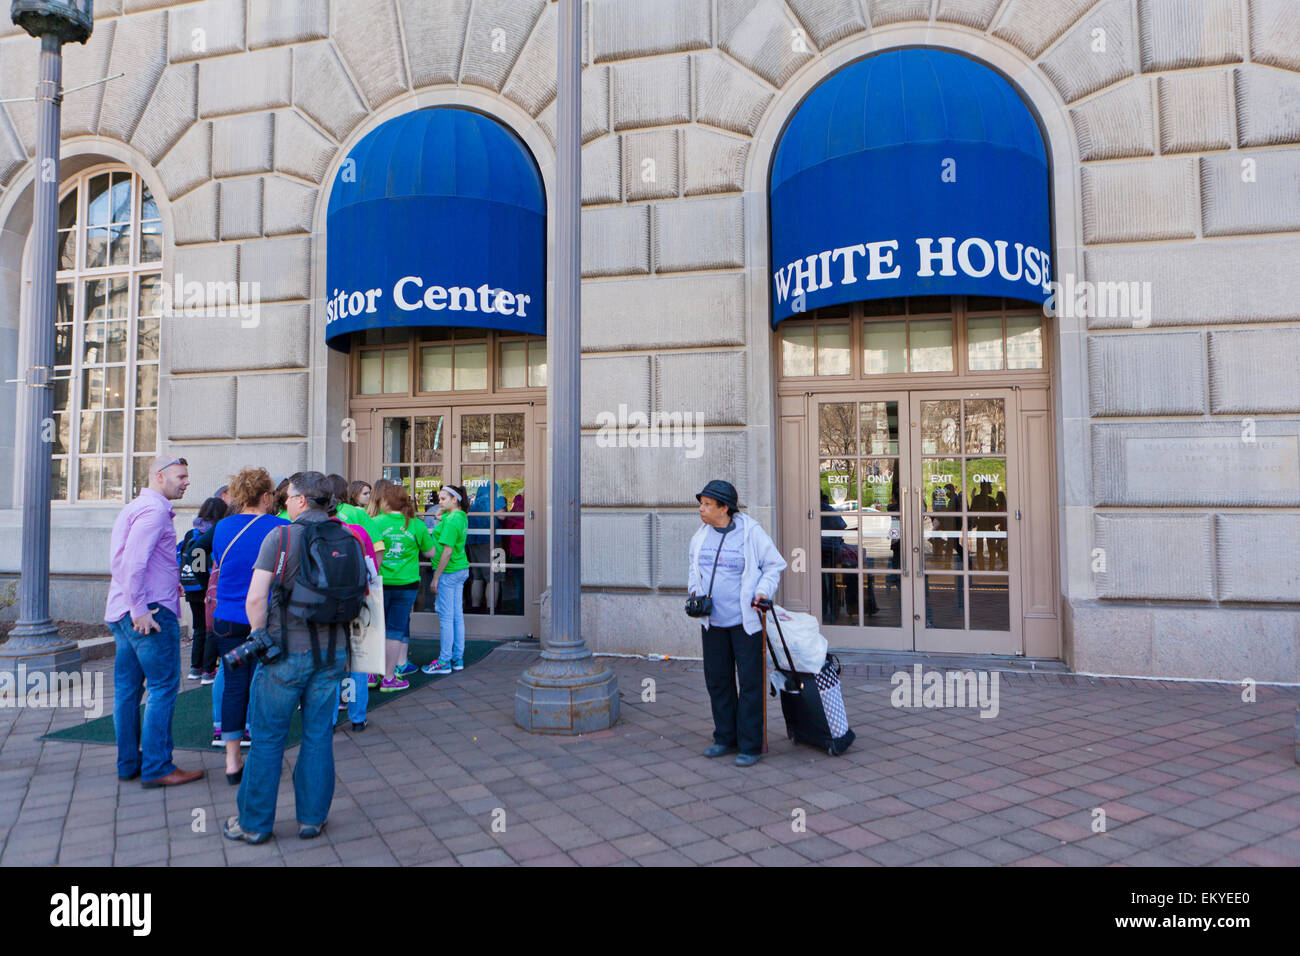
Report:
0,1,93,678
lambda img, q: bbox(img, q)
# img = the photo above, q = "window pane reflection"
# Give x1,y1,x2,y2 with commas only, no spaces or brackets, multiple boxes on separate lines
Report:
1007,314,1043,369
924,573,964,629
781,325,815,376
818,402,855,457
821,572,858,627
968,575,1009,630
863,574,901,627
863,320,906,374
909,318,953,372
859,401,898,455
967,315,1003,371
817,322,850,375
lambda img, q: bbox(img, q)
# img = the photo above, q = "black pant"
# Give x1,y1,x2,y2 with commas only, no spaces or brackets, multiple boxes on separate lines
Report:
213,619,254,738
701,622,764,756
187,591,217,672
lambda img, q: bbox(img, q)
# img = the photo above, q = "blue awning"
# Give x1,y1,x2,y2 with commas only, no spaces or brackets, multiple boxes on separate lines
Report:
769,49,1051,325
326,107,546,351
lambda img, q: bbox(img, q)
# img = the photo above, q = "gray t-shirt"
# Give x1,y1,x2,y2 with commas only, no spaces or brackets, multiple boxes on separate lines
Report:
253,510,341,656
698,522,745,629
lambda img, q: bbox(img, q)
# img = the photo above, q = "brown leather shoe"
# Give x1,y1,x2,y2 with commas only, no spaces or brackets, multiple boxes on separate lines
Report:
141,767,205,789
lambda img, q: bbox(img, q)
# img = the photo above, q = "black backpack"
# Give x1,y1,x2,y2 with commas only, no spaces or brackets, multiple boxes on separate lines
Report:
177,529,201,591
275,521,368,666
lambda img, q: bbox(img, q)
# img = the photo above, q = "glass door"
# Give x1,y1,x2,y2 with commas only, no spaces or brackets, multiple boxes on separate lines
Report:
813,395,913,650
910,390,1020,654
375,404,535,638
810,389,1022,654
454,407,528,630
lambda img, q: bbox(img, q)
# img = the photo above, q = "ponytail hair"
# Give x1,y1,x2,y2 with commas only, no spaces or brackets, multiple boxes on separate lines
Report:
444,485,468,511
379,482,415,529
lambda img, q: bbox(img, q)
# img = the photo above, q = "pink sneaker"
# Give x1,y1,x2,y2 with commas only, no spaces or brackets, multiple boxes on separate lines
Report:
379,677,409,692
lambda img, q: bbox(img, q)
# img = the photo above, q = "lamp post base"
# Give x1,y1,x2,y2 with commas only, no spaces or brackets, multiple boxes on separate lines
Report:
514,656,619,734
0,625,82,677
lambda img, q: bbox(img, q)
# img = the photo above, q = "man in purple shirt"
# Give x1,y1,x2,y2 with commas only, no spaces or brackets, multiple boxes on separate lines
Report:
105,454,204,788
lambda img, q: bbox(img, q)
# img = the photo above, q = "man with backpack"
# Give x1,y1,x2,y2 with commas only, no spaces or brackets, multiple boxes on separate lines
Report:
222,472,368,844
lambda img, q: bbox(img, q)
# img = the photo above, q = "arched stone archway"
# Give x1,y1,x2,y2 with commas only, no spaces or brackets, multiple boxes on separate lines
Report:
734,22,1085,660
0,139,177,513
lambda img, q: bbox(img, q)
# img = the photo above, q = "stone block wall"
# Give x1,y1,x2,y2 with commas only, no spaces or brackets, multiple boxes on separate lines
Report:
0,1,1296,678
1069,0,1300,634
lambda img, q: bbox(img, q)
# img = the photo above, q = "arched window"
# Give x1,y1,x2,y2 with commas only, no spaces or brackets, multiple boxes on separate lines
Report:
38,166,163,502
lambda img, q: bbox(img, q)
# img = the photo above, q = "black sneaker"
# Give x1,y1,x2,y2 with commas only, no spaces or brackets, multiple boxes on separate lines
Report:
351,720,368,732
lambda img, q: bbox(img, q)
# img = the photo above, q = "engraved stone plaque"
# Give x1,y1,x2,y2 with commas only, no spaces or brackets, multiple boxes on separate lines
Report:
1094,423,1300,507
1125,436,1300,501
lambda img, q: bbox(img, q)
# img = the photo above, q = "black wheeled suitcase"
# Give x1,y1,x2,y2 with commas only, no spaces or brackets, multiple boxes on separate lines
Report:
760,604,855,756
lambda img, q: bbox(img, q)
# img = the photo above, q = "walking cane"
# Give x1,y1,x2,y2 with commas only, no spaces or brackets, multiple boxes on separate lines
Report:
760,605,768,755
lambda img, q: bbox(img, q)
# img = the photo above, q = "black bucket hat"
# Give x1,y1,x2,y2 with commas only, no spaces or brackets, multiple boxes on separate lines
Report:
695,479,739,513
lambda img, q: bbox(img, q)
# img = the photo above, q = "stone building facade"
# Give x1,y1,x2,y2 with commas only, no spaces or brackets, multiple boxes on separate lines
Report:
0,0,1297,680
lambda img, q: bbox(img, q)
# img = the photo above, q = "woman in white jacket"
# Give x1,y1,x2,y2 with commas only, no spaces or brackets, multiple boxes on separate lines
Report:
687,480,787,767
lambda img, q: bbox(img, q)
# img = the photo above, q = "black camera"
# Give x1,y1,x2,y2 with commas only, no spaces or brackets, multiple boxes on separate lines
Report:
222,627,282,670
684,595,713,618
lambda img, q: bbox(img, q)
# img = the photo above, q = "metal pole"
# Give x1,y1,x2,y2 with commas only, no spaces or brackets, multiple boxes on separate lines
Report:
515,0,618,733
549,0,582,659
0,32,79,676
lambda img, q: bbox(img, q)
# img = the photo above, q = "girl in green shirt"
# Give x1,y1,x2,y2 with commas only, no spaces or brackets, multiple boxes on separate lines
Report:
422,484,470,676
374,484,437,690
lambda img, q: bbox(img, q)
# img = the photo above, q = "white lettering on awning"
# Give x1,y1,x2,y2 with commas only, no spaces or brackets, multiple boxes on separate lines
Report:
772,235,1052,308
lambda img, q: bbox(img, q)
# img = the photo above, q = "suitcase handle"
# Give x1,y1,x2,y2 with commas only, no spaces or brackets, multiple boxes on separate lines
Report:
757,599,800,675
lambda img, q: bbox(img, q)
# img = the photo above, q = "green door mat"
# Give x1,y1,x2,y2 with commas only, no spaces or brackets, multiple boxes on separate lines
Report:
42,638,499,752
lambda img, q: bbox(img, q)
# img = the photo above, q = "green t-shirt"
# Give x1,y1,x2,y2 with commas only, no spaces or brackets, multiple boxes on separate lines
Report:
373,511,435,585
336,502,385,553
276,509,290,521
431,509,469,573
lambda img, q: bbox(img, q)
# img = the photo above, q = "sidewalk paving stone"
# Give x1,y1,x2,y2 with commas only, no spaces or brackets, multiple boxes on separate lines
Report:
1,647,1297,866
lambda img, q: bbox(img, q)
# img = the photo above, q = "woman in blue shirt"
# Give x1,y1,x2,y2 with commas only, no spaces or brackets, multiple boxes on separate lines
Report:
211,467,288,782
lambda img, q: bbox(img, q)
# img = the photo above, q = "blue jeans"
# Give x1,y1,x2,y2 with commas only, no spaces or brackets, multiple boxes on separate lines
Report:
214,621,255,742
110,604,181,781
212,661,223,729
237,647,346,834
211,662,251,734
334,672,368,725
435,568,469,663
383,585,419,644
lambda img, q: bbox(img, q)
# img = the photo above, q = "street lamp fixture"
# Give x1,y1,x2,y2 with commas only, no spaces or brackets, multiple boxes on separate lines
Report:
11,1,93,44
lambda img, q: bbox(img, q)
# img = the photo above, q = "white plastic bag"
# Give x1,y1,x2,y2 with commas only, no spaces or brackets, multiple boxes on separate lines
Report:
349,579,386,675
765,604,828,674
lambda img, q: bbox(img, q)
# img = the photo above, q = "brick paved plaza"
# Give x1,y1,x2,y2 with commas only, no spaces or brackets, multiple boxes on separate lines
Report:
1,645,1298,867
